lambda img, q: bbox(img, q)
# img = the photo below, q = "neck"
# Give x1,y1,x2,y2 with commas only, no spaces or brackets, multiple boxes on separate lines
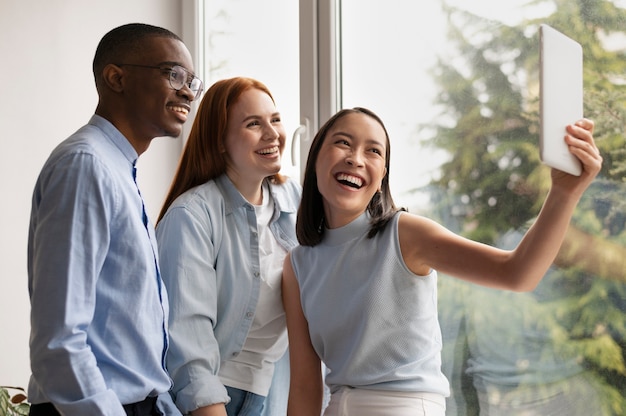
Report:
323,205,365,230
228,173,265,205
95,107,152,155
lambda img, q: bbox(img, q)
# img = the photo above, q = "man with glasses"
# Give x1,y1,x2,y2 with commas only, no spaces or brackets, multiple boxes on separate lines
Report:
27,23,202,416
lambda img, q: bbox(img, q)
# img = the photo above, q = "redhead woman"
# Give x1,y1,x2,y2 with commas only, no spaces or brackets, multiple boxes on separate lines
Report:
156,77,300,416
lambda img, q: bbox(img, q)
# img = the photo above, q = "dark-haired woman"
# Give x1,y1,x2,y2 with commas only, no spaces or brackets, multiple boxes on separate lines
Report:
282,108,601,416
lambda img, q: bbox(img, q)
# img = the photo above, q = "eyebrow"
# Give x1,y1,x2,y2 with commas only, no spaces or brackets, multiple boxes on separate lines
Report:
242,112,281,122
156,61,197,76
331,131,385,147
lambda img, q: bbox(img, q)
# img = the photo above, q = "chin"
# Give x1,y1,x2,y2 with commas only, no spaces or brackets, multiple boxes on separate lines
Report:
161,127,183,139
263,164,282,174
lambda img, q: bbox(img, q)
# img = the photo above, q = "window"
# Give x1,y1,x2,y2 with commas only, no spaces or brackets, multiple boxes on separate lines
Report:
197,0,301,179
199,0,626,413
336,1,626,414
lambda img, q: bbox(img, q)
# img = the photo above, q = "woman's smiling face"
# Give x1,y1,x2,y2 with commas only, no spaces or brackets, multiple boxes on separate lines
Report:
315,111,388,228
224,88,286,186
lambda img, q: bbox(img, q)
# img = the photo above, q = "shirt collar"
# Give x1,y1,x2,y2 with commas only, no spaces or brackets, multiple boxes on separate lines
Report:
269,179,299,214
88,114,139,166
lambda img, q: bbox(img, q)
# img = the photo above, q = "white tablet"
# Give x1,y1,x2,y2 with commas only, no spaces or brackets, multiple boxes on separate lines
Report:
539,24,583,176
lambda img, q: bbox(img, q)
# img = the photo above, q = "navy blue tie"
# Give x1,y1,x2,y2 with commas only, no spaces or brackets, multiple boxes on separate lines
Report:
132,163,149,228
132,161,169,369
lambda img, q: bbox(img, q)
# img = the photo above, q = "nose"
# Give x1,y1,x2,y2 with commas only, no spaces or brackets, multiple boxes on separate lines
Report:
178,83,195,102
263,124,281,140
345,150,364,167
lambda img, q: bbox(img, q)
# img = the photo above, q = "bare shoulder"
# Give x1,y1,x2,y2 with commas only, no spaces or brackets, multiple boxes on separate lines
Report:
398,211,444,236
398,211,471,276
397,212,442,276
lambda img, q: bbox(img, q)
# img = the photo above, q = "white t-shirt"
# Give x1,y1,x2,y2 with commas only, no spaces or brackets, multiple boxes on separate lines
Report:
219,184,288,396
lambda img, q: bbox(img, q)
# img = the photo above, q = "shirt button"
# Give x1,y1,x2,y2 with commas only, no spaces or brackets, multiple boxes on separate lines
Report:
246,311,254,318
254,271,260,278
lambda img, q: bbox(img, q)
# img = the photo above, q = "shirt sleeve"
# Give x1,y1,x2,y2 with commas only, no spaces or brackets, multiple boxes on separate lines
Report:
156,203,230,414
28,152,126,415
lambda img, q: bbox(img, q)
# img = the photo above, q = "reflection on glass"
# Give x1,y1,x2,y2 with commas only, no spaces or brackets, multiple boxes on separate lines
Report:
340,1,626,415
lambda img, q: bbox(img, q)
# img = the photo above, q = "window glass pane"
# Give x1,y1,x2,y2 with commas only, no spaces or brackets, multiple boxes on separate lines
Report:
201,0,300,179
339,2,449,209
340,1,626,415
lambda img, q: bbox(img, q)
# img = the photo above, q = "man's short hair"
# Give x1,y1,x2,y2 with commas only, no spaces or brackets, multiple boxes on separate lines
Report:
92,23,182,85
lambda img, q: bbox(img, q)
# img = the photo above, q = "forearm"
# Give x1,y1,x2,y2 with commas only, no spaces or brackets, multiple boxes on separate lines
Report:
166,303,230,413
509,186,581,290
30,295,126,414
501,120,600,290
191,403,228,416
29,223,120,412
287,384,323,416
29,333,124,414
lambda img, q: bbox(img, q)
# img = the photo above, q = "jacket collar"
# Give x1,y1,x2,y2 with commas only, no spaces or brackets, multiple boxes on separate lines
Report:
215,174,298,216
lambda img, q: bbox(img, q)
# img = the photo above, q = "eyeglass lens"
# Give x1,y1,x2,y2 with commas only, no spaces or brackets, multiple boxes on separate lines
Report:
170,65,203,97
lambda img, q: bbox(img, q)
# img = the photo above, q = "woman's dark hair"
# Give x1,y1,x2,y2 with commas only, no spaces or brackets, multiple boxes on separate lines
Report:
296,107,403,246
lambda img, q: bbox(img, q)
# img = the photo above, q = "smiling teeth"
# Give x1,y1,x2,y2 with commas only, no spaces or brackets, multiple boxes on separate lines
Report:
336,173,363,188
169,106,189,115
258,146,279,155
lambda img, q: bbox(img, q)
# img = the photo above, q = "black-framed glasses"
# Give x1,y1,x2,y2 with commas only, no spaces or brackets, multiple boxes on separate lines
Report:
117,63,204,99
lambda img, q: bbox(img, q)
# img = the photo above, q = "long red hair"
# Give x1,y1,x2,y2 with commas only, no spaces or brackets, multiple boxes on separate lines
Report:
157,77,285,223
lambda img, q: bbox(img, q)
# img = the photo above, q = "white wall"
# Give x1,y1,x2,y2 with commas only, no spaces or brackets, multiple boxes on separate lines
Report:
0,0,189,389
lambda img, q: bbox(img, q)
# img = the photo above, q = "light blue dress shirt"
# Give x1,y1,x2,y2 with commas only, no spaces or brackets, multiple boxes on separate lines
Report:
27,115,180,415
156,174,300,415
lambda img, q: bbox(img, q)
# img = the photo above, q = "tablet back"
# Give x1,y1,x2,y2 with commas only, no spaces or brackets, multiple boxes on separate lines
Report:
539,24,583,176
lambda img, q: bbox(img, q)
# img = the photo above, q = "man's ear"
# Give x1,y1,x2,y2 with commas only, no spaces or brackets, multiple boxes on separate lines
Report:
101,64,124,93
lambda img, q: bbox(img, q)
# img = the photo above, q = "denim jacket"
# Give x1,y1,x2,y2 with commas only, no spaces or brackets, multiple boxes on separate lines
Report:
156,174,300,414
